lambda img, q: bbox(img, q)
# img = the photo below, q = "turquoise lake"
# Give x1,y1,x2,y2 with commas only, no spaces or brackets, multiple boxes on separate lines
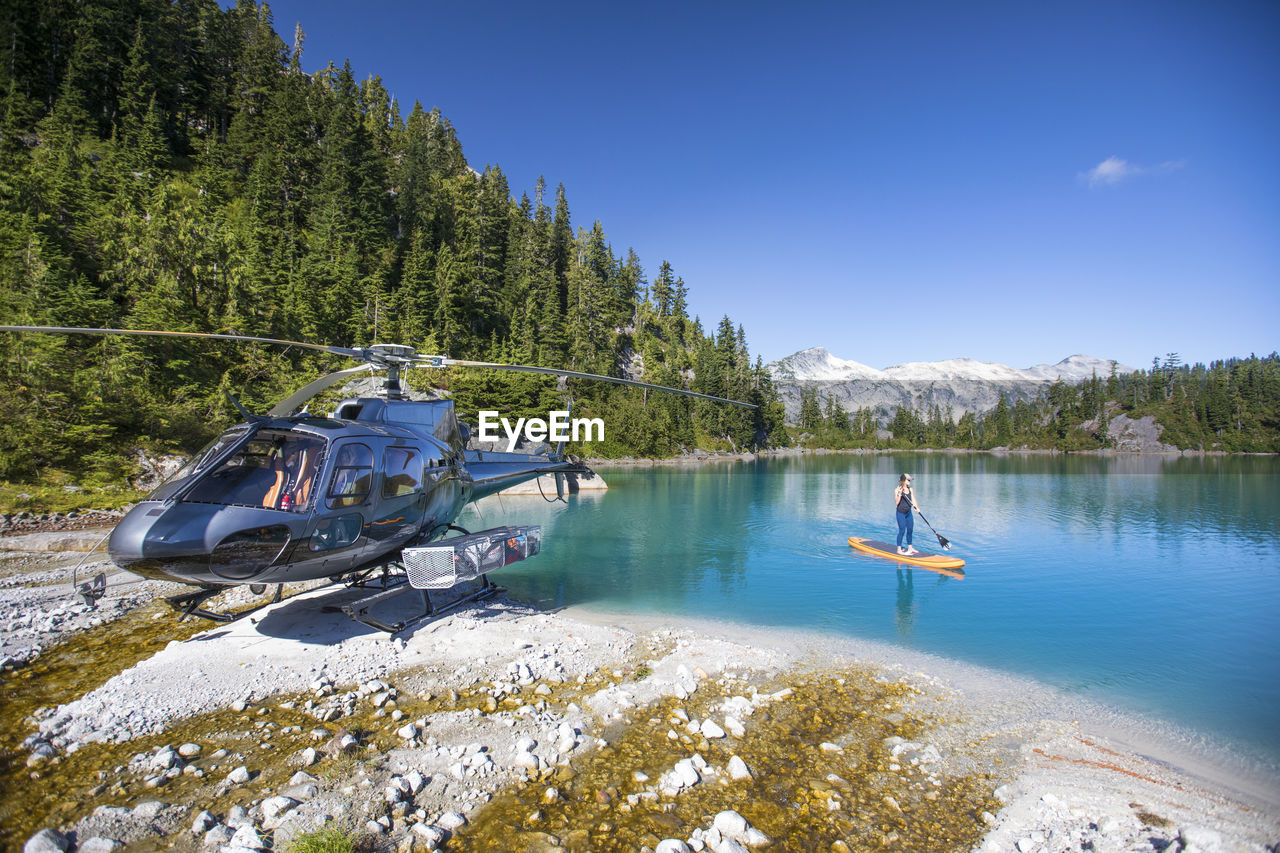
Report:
469,453,1280,767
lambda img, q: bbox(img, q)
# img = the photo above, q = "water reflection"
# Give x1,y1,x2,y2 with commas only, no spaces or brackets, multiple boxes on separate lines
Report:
895,568,914,637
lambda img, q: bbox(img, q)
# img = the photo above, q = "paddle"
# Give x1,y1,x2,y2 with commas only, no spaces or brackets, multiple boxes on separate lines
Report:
910,499,952,550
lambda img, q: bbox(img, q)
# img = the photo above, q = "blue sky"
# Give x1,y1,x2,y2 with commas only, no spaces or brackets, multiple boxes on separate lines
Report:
256,0,1278,370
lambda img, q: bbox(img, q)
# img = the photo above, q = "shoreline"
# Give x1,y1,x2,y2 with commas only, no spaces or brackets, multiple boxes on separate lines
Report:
584,445,1275,468
556,601,1280,805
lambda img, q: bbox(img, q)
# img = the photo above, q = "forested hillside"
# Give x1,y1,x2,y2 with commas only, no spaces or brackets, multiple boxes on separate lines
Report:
0,0,789,482
793,353,1280,452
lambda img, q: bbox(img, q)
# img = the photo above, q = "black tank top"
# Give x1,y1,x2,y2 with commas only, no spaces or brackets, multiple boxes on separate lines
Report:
896,488,912,514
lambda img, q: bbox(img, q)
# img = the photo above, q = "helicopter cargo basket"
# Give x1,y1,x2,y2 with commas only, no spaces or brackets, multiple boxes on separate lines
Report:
403,526,541,590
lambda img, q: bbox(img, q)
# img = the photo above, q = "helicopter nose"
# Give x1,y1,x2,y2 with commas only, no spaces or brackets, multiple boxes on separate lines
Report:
108,501,207,579
108,502,294,583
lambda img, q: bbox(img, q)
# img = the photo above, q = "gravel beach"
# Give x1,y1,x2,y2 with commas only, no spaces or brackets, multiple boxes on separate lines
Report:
1,529,1277,853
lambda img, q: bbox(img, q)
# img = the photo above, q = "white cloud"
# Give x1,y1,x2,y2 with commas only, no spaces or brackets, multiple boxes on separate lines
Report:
1086,156,1135,186
1081,156,1185,188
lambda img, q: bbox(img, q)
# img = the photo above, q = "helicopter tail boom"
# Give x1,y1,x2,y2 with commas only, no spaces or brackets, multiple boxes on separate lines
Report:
463,451,585,502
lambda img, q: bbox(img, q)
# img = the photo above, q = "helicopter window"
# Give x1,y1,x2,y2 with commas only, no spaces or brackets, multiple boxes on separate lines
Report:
327,443,373,508
382,448,423,498
310,514,362,551
183,432,325,510
167,427,252,487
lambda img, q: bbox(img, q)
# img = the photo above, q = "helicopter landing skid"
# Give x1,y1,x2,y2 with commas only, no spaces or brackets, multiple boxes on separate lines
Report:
340,572,504,634
166,586,237,623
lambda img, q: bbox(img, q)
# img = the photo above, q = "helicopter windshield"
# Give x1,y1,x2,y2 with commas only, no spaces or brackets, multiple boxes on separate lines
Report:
182,431,326,511
146,426,253,501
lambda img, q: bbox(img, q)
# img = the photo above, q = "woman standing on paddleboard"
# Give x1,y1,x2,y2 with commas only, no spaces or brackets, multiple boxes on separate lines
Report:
894,474,919,555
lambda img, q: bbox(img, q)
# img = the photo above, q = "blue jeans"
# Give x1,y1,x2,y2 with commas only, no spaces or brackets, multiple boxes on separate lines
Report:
896,510,913,548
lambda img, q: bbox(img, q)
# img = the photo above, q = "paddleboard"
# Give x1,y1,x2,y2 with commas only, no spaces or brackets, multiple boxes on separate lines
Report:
848,536,966,577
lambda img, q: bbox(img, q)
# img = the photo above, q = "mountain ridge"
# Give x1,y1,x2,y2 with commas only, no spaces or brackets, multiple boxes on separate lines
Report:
769,347,1137,383
766,347,1139,423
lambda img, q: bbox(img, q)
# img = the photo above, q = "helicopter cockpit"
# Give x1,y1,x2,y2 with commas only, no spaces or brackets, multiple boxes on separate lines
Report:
182,431,327,512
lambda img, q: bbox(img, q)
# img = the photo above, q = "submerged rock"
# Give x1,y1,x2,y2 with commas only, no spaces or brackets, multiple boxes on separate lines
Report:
23,829,70,853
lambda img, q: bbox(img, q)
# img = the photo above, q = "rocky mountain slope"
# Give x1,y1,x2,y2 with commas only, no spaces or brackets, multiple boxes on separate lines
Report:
768,347,1137,423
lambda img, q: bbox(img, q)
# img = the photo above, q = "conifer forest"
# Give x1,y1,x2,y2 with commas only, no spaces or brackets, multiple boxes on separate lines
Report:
0,0,788,484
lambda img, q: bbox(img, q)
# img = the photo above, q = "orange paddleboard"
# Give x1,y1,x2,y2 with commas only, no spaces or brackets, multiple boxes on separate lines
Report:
848,536,966,578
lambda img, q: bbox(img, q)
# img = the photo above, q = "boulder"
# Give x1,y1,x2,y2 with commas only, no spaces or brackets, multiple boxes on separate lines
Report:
23,829,70,853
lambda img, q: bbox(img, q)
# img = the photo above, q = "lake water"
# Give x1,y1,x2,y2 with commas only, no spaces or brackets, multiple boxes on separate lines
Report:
466,453,1280,768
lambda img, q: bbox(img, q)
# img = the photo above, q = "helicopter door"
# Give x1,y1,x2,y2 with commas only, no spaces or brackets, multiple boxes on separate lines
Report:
309,442,375,558
370,446,426,548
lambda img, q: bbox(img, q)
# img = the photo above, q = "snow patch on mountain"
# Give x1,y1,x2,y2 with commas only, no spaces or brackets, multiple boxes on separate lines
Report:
765,349,1140,423
769,349,1134,383
768,346,883,381
881,358,1029,382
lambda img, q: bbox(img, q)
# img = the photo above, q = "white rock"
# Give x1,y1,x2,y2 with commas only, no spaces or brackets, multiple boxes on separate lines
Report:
515,737,537,752
700,720,726,739
262,796,299,823
404,770,427,794
412,823,445,845
76,839,121,853
23,829,71,853
298,747,318,766
741,828,771,847
229,824,267,850
178,742,202,758
397,723,418,740
203,825,235,846
727,755,753,781
723,716,745,737
437,811,467,831
132,801,164,819
225,765,251,785
1179,826,1224,851
674,758,701,788
513,750,540,770
191,810,217,833
716,840,749,853
150,747,180,769
712,810,749,837
284,784,318,800
656,841,692,853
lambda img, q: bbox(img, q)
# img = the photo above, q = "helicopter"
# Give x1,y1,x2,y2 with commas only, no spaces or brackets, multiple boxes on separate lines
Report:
1,325,755,630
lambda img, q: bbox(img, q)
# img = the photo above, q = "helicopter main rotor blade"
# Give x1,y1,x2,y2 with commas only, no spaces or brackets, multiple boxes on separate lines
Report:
268,365,372,417
2,325,758,408
423,358,757,409
0,325,364,360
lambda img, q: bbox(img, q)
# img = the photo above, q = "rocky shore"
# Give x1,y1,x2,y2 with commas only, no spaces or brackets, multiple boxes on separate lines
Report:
2,535,1278,853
